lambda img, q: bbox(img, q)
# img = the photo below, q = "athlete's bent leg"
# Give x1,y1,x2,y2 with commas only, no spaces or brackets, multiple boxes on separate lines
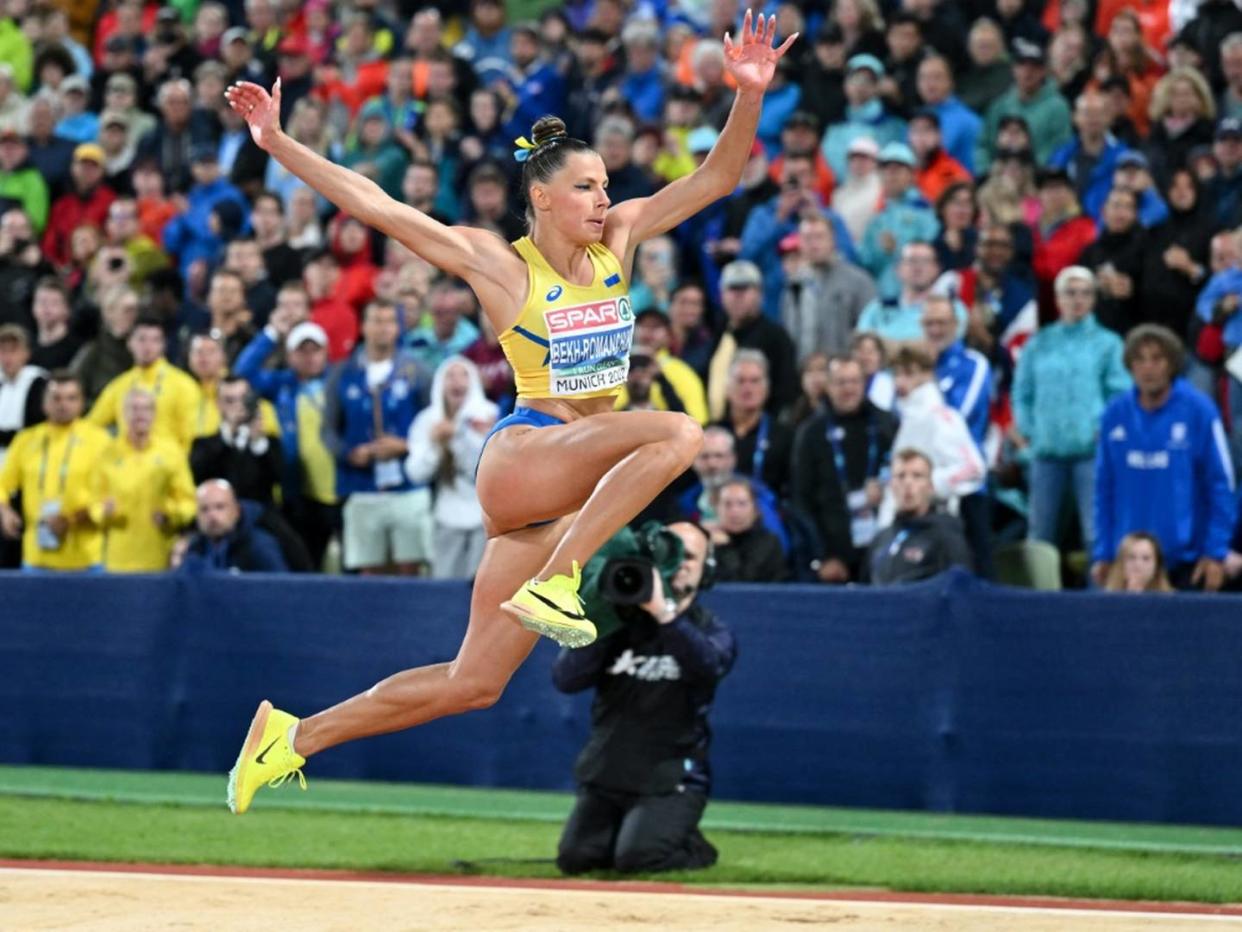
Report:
478,410,703,578
290,519,571,758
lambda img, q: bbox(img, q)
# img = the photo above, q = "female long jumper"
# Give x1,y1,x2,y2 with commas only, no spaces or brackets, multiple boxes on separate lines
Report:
225,12,796,814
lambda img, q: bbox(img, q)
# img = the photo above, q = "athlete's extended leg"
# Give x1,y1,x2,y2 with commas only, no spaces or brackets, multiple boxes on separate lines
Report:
227,518,570,813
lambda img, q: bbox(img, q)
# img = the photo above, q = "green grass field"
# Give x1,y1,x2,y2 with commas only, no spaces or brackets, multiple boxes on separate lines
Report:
3,765,1241,903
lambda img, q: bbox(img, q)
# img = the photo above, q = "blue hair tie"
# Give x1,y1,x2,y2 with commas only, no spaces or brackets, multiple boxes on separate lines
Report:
513,135,535,163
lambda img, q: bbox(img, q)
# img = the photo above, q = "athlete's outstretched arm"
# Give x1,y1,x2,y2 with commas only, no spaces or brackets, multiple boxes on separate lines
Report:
225,81,505,284
606,10,797,248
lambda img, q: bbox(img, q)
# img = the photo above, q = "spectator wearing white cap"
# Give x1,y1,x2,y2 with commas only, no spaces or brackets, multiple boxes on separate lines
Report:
833,135,883,243
859,141,939,300
233,317,339,568
821,54,907,180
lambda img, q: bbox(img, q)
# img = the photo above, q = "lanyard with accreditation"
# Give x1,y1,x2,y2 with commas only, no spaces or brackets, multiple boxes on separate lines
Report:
824,409,884,548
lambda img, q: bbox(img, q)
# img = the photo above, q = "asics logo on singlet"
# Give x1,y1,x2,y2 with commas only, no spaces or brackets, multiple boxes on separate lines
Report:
607,648,682,682
545,285,563,302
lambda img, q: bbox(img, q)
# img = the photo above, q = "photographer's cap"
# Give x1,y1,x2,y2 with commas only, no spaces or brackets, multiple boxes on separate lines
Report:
720,259,762,289
286,321,328,352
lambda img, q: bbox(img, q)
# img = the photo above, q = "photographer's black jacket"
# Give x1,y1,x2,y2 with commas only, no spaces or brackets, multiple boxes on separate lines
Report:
551,604,736,796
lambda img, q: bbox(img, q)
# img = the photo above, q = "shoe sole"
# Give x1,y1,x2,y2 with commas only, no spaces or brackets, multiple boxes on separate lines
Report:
226,699,272,815
500,600,597,648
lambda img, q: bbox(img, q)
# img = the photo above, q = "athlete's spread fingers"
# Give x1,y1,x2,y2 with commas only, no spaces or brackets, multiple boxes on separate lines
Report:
774,32,799,56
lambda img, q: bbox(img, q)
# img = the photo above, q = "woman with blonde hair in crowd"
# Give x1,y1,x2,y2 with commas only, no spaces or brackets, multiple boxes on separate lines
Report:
1144,67,1215,186
1105,531,1174,593
832,0,887,61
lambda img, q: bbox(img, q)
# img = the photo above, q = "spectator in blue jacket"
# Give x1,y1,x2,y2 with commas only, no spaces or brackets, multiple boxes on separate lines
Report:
822,54,907,180
617,19,666,127
738,151,857,317
921,293,992,448
1194,232,1242,470
161,144,249,281
1047,91,1126,220
322,299,433,575
1092,325,1236,590
234,319,339,570
860,142,940,299
453,0,512,88
500,22,568,142
1014,266,1131,553
176,479,288,574
916,54,982,174
1106,151,1169,229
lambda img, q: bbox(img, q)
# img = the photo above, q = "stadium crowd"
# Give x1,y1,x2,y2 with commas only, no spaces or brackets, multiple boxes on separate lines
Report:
0,0,1241,591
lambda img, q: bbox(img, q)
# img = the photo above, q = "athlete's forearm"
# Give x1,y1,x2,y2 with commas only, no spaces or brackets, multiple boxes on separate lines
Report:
699,89,764,193
267,131,389,229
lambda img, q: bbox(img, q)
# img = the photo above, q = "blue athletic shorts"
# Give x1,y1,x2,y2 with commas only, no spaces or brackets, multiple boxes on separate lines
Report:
477,406,567,528
477,405,567,478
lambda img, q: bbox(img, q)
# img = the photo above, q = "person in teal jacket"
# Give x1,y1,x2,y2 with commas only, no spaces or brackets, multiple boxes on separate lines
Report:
821,54,906,180
859,142,939,300
977,38,1072,174
342,100,410,201
1012,265,1131,553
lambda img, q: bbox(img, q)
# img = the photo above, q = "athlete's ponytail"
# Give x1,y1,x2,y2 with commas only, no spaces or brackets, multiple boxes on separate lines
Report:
514,115,593,230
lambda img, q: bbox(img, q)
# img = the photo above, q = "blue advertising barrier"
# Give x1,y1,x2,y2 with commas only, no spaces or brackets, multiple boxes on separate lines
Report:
2,569,1241,825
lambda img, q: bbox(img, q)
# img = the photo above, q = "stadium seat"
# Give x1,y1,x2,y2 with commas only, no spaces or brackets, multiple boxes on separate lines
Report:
993,540,1062,591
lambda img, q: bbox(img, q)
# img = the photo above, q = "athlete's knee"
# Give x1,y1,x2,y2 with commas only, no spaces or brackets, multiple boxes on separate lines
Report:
663,413,703,467
450,674,506,712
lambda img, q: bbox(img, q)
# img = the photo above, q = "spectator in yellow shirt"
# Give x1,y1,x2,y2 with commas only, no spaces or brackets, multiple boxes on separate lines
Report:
0,371,111,571
99,388,197,573
614,307,709,424
87,317,200,451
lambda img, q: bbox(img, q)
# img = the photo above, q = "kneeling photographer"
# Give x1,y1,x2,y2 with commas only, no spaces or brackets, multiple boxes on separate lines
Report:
552,521,737,875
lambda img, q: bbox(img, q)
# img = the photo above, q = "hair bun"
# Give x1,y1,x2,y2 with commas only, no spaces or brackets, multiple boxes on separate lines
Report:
530,115,568,149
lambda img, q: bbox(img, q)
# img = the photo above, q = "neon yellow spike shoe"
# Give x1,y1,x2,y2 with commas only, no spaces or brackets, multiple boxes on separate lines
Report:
226,700,307,815
501,561,597,648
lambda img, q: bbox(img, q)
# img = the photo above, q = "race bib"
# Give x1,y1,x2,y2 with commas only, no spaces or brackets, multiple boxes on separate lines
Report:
544,297,634,395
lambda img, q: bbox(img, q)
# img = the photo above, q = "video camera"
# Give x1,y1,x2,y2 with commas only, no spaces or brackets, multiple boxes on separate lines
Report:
597,522,686,606
579,521,687,639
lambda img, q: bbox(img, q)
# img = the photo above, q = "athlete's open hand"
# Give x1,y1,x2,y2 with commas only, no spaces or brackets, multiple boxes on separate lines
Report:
225,79,283,151
723,9,798,95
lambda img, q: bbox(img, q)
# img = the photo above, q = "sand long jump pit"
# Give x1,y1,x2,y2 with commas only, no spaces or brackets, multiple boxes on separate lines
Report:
4,862,1242,931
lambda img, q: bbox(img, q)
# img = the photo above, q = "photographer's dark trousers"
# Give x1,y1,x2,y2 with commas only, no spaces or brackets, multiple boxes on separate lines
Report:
557,784,717,875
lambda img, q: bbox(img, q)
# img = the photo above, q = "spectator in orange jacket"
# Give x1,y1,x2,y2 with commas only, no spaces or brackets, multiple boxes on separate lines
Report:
42,143,116,270
909,109,972,205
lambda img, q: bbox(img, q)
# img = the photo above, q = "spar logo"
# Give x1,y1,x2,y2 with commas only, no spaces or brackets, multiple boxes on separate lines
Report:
546,299,624,334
